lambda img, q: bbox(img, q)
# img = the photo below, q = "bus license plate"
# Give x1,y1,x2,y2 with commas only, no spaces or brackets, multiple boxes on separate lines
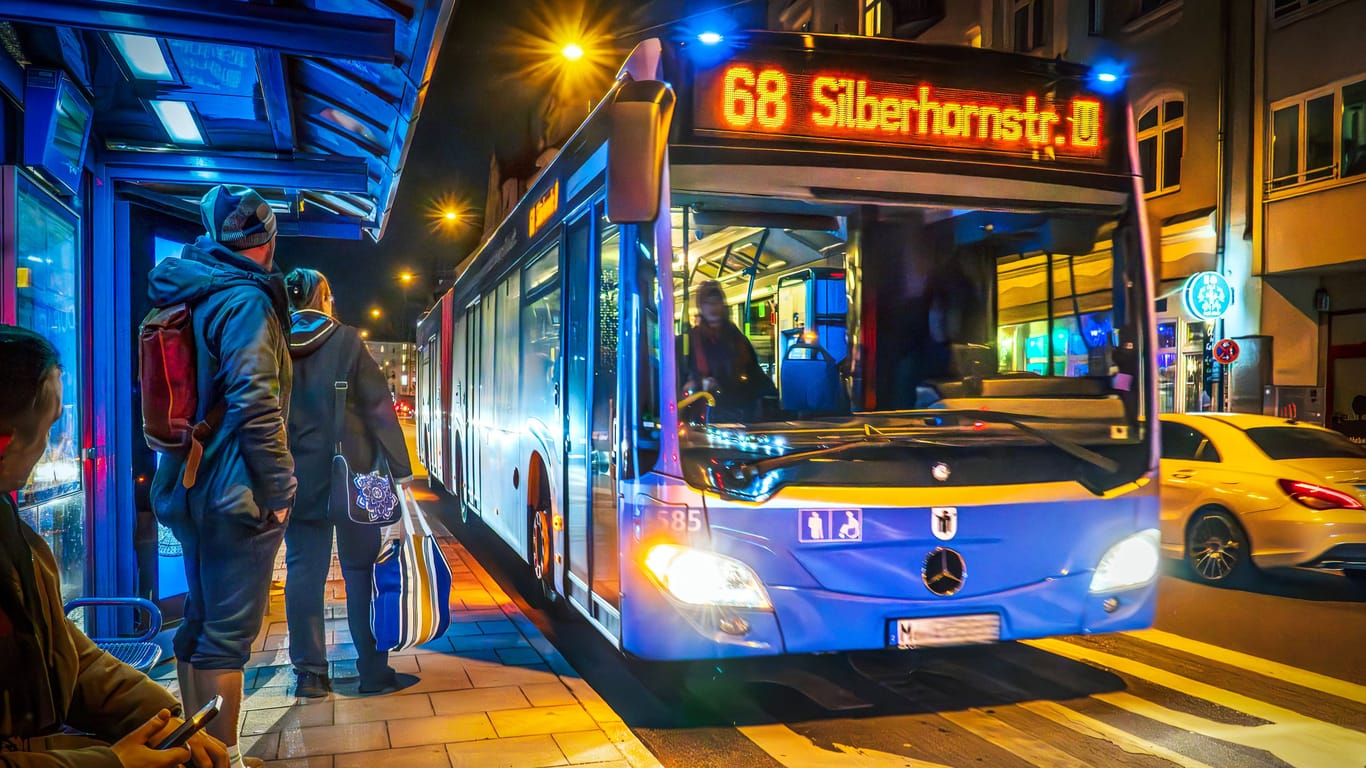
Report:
889,614,1001,649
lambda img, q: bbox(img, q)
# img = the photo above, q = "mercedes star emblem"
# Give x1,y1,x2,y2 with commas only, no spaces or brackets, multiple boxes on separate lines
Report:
922,547,966,596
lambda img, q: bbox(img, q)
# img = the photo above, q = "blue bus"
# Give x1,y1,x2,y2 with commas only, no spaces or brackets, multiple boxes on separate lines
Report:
417,31,1160,660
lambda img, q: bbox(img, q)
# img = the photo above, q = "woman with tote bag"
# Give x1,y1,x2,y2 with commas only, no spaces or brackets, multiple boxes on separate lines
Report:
282,268,413,697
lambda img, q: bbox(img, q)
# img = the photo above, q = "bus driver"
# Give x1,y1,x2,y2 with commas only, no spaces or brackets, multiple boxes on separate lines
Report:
682,280,776,422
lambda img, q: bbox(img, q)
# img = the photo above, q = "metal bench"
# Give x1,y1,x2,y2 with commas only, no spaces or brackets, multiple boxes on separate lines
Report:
63,597,163,673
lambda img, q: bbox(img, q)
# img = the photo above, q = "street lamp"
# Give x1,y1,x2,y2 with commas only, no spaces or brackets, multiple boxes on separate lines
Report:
561,42,584,61
360,329,369,339
370,307,382,319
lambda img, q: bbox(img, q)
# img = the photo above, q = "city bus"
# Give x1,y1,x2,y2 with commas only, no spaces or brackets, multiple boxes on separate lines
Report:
417,30,1160,660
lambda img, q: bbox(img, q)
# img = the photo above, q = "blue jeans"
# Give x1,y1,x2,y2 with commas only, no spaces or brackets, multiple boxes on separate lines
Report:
173,511,285,670
283,515,388,684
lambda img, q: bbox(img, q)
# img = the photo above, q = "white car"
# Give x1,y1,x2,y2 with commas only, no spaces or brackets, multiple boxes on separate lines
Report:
1158,413,1366,583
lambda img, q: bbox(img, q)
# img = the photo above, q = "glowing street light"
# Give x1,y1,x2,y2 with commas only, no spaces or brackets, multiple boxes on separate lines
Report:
399,271,415,283
443,210,458,221
360,329,370,339
370,307,382,318
561,42,584,61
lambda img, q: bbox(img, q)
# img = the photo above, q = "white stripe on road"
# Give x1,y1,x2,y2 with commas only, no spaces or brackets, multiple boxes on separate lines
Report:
1017,699,1218,768
1026,637,1366,768
938,709,1091,768
1127,628,1366,705
737,724,957,768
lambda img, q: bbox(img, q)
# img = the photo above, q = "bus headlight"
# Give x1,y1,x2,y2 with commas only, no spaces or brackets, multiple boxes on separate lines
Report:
1089,529,1160,593
643,544,772,609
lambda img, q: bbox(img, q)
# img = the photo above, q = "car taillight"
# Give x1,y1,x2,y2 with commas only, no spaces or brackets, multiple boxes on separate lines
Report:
1277,479,1364,510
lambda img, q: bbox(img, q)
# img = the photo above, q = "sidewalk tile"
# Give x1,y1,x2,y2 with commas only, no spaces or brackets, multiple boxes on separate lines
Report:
553,731,621,764
263,757,334,768
495,646,544,666
243,686,307,711
449,633,529,652
334,744,452,768
428,685,530,716
250,665,295,690
487,705,596,738
243,731,280,761
387,712,495,748
467,663,559,689
447,622,485,636
475,619,518,634
445,735,567,768
275,722,389,759
451,608,505,623
334,693,433,724
520,683,577,708
243,702,335,735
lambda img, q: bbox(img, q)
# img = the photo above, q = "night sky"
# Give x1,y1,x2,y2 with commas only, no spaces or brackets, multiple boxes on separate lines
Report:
280,0,629,339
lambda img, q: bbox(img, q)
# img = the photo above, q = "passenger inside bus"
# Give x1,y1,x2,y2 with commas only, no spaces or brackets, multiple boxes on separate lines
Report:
682,279,777,421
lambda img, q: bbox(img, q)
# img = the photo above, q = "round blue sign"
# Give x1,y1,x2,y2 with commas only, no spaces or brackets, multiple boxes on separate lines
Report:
1182,271,1233,321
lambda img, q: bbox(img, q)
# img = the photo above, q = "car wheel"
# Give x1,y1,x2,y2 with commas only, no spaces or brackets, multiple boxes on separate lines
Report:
1185,508,1251,584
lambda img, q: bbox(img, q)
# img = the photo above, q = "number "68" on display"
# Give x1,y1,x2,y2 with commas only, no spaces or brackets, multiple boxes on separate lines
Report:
657,508,704,532
722,66,790,130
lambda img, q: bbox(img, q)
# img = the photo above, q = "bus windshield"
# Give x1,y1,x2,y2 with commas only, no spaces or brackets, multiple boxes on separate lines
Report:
670,192,1148,499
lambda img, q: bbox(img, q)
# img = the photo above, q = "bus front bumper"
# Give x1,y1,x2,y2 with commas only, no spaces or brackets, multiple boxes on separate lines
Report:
620,568,1155,661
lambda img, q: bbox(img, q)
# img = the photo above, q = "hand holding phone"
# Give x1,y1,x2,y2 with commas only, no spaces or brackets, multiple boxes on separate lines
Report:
154,695,222,750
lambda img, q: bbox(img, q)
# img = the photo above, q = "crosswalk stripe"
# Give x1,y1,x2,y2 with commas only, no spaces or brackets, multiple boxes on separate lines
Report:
1026,637,1366,767
1017,699,1218,768
736,724,956,768
938,709,1091,768
1127,628,1366,705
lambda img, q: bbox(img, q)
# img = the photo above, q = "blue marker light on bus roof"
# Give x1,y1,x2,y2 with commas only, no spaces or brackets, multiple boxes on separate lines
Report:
698,31,724,45
1089,59,1127,93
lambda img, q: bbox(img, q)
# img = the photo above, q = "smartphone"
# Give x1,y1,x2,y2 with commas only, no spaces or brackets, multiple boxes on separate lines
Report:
154,695,221,750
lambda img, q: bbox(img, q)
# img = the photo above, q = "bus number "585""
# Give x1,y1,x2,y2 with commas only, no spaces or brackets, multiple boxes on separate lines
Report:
657,508,704,532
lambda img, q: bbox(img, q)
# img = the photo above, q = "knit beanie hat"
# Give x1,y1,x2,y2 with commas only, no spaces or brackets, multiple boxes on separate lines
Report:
200,184,277,251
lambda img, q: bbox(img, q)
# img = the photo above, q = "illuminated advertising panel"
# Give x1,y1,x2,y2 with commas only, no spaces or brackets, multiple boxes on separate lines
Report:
694,59,1107,163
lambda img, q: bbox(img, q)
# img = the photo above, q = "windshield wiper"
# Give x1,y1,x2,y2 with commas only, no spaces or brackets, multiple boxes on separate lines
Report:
725,435,915,483
906,409,1120,477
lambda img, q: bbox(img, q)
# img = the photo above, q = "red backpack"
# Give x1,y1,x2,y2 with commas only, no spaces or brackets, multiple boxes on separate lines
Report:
138,302,223,488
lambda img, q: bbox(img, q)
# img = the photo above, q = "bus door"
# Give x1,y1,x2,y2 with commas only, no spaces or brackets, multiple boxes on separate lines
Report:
563,205,622,634
466,303,483,514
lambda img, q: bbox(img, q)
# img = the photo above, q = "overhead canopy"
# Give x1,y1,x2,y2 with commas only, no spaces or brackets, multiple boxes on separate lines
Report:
0,0,457,240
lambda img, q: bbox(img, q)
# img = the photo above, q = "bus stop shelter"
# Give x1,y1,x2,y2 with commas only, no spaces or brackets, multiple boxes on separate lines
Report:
0,0,456,630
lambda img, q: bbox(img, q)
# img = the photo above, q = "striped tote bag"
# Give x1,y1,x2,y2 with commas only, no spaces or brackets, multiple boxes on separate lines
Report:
371,486,452,652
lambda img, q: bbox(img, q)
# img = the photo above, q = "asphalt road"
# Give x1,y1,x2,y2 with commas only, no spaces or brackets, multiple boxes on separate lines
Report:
401,424,1366,767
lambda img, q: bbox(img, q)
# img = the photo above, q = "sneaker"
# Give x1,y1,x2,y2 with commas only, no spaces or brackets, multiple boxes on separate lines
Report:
293,670,331,698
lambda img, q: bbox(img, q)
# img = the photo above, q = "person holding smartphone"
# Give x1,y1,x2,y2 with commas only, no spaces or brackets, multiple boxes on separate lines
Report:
0,326,228,767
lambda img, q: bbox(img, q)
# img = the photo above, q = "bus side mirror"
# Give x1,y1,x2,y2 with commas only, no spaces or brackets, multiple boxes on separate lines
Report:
607,80,675,224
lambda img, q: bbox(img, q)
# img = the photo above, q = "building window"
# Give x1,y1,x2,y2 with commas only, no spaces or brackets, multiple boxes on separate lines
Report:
1012,0,1051,52
1137,97,1184,195
1272,0,1330,22
1270,77,1366,191
863,0,886,37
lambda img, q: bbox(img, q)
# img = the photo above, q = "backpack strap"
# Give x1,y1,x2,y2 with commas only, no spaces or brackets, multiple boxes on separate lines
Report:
182,403,226,489
334,382,348,455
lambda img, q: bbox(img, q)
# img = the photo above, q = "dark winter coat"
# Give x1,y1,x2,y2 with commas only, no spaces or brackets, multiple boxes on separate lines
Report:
286,310,413,520
147,237,296,530
1,495,181,767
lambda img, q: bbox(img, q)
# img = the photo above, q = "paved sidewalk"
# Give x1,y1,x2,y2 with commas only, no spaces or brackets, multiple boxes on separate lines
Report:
150,494,662,768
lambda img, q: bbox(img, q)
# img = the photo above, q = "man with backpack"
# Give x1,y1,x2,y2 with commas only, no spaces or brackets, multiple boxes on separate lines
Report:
144,185,295,768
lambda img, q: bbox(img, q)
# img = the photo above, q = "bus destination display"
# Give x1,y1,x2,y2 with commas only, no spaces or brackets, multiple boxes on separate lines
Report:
695,61,1106,161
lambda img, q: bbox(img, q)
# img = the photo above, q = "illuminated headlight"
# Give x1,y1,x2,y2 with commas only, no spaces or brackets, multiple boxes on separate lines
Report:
643,544,772,609
1089,529,1160,593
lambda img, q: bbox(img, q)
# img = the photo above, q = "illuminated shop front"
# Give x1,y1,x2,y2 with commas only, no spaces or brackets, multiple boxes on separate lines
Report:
0,0,454,629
